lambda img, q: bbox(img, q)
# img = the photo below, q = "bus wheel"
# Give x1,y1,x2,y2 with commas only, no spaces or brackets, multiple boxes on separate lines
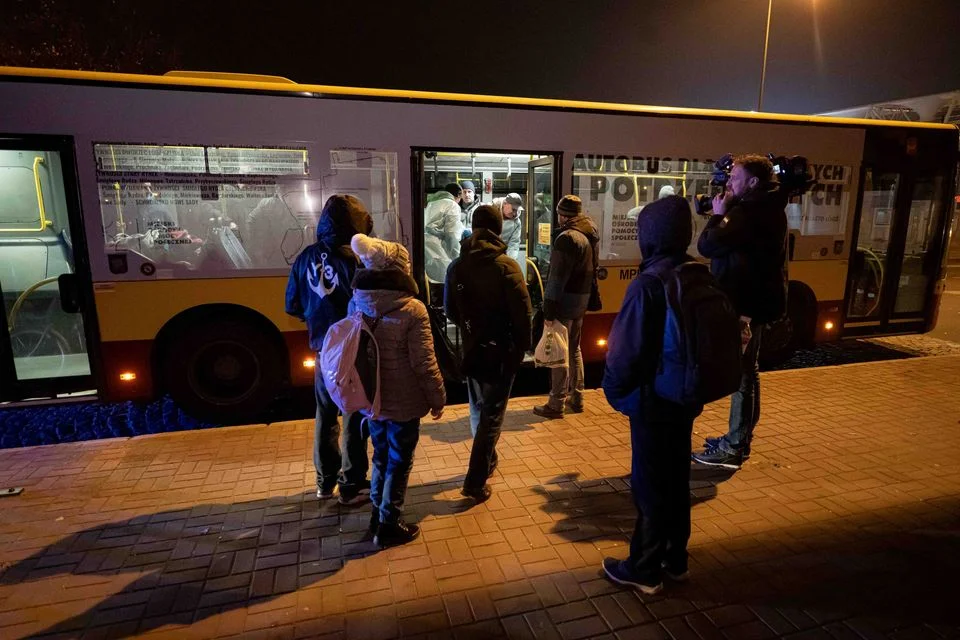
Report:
759,281,817,368
160,318,284,423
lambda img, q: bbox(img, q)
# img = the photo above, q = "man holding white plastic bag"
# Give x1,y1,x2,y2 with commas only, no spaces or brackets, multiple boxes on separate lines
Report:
533,195,600,419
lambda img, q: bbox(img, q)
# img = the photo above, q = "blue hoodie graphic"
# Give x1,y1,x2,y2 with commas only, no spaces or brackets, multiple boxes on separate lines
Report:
285,195,374,351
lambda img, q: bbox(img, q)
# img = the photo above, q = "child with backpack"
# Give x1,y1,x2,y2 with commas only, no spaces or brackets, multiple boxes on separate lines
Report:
347,234,446,547
601,196,741,594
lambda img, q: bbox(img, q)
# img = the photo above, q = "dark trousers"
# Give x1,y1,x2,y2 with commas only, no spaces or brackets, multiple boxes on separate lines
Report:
368,418,420,524
314,365,369,491
724,322,763,452
464,373,516,491
628,398,698,584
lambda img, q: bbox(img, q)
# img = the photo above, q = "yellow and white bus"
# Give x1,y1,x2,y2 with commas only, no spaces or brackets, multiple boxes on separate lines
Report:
1,67,956,419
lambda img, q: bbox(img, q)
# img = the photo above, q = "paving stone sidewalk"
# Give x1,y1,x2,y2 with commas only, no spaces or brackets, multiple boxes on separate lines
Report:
0,356,958,640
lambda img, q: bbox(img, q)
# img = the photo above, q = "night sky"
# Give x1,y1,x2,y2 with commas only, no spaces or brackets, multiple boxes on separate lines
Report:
3,0,959,114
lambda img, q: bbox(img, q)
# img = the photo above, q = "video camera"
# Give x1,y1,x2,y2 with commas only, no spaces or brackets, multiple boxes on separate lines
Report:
695,153,816,215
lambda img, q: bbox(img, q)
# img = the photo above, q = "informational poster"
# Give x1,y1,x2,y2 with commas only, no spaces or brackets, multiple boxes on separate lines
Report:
94,144,206,173
208,147,308,175
537,223,552,246
799,164,852,236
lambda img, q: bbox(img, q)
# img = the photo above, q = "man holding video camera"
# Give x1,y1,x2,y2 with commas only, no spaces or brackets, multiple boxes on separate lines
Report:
692,154,788,469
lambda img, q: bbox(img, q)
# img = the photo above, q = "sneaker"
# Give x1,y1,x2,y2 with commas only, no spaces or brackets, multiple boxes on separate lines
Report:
374,519,421,548
461,485,493,503
602,558,663,595
704,435,751,459
533,404,564,419
317,485,337,500
692,446,743,470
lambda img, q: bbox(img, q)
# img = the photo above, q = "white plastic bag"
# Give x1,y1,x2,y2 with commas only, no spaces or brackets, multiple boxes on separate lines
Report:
534,320,569,368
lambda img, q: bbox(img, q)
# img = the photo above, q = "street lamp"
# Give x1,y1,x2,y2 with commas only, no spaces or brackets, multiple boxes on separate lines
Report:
757,0,773,111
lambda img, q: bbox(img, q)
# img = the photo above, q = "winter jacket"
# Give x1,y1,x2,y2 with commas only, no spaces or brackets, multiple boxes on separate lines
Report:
543,215,600,321
697,189,788,323
443,229,533,373
285,202,373,351
603,204,698,419
424,191,464,282
350,268,446,421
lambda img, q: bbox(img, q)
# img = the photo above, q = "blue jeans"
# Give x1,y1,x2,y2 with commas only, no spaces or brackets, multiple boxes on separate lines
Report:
314,365,368,491
464,374,516,491
548,316,584,411
723,322,762,452
368,418,420,524
628,393,699,583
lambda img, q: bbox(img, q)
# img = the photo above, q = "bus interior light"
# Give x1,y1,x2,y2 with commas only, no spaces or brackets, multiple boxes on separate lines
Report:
119,372,137,382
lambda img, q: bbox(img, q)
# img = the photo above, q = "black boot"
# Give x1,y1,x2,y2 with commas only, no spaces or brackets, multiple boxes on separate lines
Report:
373,519,420,547
368,508,380,538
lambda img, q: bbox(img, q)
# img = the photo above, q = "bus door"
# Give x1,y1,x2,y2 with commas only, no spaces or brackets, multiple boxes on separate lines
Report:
526,157,556,306
843,145,953,336
0,136,97,401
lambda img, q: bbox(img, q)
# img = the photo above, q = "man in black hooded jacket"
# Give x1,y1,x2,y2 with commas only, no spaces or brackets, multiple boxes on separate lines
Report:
445,205,532,503
693,155,788,469
601,195,703,595
286,194,373,505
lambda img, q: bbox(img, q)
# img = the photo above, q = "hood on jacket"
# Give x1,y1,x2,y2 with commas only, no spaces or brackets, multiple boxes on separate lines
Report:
637,195,692,259
316,194,374,254
560,214,600,244
351,267,419,317
460,228,507,260
428,190,457,204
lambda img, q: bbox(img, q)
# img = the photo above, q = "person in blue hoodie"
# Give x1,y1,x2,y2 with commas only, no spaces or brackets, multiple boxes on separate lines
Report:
286,194,374,505
601,195,704,595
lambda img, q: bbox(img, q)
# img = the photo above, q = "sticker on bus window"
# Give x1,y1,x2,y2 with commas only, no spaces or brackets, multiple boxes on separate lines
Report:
538,223,551,245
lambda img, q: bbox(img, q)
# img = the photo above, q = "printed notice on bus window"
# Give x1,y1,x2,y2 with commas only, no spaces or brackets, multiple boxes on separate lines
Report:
95,144,206,173
207,147,308,176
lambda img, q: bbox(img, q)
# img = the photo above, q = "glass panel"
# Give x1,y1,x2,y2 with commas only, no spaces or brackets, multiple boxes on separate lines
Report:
0,149,91,380
327,150,400,243
97,143,312,272
786,163,853,237
893,176,943,314
530,164,554,288
847,170,899,319
571,154,714,262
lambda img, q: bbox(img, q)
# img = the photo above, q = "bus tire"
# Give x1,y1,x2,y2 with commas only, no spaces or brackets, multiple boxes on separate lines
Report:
759,281,817,368
159,315,285,423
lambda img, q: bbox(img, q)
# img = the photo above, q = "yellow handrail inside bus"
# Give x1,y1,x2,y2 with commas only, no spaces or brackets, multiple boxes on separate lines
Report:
6,276,59,331
526,258,545,300
0,157,52,233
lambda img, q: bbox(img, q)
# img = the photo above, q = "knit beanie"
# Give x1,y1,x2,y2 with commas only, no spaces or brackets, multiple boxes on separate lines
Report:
556,195,582,217
471,204,503,235
503,193,523,210
460,180,476,191
351,234,412,274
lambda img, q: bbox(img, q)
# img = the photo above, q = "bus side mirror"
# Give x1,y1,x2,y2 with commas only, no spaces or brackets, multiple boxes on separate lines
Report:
58,273,82,314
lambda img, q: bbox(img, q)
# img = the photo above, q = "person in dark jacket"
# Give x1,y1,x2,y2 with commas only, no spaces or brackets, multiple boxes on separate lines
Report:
444,205,533,503
601,195,704,595
693,155,788,469
533,195,600,419
285,194,374,505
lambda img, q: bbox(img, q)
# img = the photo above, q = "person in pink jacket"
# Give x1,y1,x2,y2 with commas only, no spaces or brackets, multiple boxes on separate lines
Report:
349,234,446,547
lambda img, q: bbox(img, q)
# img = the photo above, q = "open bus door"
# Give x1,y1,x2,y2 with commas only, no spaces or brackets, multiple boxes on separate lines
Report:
526,156,560,349
0,136,97,402
842,130,956,337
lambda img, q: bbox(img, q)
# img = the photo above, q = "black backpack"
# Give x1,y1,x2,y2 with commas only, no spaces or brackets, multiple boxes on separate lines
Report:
652,262,742,406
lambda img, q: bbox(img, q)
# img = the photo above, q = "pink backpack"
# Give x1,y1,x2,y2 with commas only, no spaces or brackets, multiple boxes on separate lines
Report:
319,311,382,417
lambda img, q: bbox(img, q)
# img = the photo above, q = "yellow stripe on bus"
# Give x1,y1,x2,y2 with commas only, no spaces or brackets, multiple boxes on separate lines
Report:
93,277,300,342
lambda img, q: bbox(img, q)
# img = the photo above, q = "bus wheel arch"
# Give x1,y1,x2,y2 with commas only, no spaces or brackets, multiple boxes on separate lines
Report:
759,280,818,368
153,304,289,422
